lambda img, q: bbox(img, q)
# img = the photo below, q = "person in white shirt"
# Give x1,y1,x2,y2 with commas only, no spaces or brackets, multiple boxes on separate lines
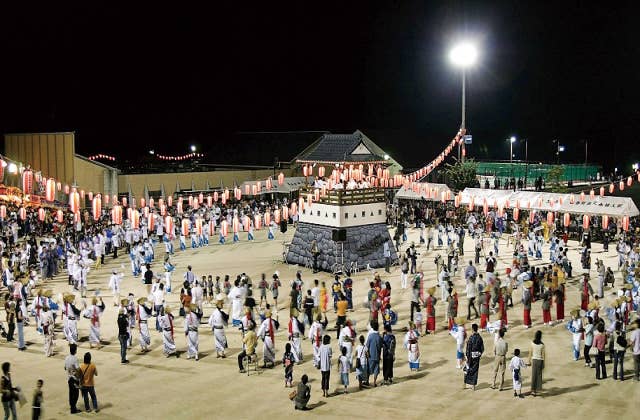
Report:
108,269,124,307
153,283,166,331
191,281,204,312
311,280,320,317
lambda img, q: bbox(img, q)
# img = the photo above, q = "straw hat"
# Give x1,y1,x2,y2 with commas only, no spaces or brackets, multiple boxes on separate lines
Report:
43,289,53,298
63,293,75,303
557,277,566,285
91,297,99,305
451,289,457,296
265,310,272,318
119,298,128,306
625,295,632,303
164,306,173,314
587,301,598,311
215,293,225,303
543,281,554,289
290,308,299,318
454,316,466,326
570,308,580,317
612,299,621,308
189,303,198,311
35,288,43,296
137,297,147,305
523,281,533,289
622,283,633,290
427,287,436,296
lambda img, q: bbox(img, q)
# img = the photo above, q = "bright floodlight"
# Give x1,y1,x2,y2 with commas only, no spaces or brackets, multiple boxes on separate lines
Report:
449,43,478,68
7,163,17,174
510,136,516,143
384,154,390,160
190,145,196,152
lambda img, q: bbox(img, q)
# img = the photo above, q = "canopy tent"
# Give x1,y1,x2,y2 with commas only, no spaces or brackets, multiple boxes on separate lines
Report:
395,182,452,201
239,176,312,196
556,195,639,217
460,188,639,217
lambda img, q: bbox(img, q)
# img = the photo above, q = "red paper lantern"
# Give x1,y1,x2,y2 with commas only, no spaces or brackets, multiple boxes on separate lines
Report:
622,215,630,232
164,216,174,235
609,183,615,194
232,216,240,234
468,196,475,211
195,218,203,236
207,196,213,207
291,202,298,217
111,205,123,225
546,212,554,225
306,193,312,209
160,204,166,216
278,172,285,185
148,213,155,231
213,192,218,202
599,186,605,197
529,210,536,224
143,207,149,218
140,198,146,208
181,219,190,236
69,189,80,214
177,201,183,215
628,176,633,187
122,197,128,207
88,191,93,201
224,189,230,201
589,189,595,200
602,215,609,230
266,178,273,190
569,194,575,204
282,205,289,220
265,212,271,226
92,196,102,221
274,209,281,224
298,197,304,212
254,214,262,230
56,210,63,223
149,198,155,208
37,208,45,222
619,181,625,191
198,193,204,204
56,182,61,191
244,184,250,195
220,220,228,237
454,195,460,208
0,205,5,219
22,169,33,194
234,188,241,201
582,214,590,230
303,165,309,177
513,208,519,221
64,184,70,195
580,192,585,201
168,196,173,207
45,178,56,201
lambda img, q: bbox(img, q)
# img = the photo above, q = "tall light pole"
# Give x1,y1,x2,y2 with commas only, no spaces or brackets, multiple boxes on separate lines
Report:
509,136,516,164
449,42,478,161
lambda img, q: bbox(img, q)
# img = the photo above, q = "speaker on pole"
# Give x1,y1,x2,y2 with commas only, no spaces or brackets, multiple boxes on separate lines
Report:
332,228,346,242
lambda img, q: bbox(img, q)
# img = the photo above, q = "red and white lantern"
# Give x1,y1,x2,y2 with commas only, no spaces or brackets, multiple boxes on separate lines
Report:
181,219,190,236
131,210,140,229
265,212,271,227
168,196,173,207
599,186,605,197
627,176,633,187
609,183,615,194
164,216,174,235
207,195,213,207
582,214,590,230
232,216,240,234
56,209,63,223
513,208,519,222
92,196,102,221
111,205,123,225
546,212,554,226
278,172,285,185
195,218,203,236
274,208,281,224
619,181,625,191
602,215,609,230
220,220,228,237
38,208,45,222
45,178,56,201
254,214,262,230
589,189,595,200
563,213,570,227
69,189,80,214
622,215,630,232
22,168,33,194
0,205,6,219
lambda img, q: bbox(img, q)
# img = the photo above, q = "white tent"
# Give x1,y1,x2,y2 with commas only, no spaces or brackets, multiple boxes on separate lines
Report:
395,182,452,201
460,188,639,217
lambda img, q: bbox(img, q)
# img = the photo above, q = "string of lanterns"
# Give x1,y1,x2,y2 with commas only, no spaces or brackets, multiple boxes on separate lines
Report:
87,154,116,162
156,152,204,161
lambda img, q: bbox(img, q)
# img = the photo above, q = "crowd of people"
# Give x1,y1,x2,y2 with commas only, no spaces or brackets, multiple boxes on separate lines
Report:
1,195,640,417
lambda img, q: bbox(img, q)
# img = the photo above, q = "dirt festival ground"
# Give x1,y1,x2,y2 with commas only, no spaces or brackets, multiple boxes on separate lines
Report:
1,228,639,419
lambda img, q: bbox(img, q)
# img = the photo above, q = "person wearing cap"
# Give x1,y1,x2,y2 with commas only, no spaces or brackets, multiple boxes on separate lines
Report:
84,297,106,349
450,317,466,369
158,307,177,357
257,310,278,368
62,294,81,345
568,309,583,361
404,321,420,371
184,304,199,361
108,269,124,307
208,295,229,358
117,307,130,364
136,297,152,352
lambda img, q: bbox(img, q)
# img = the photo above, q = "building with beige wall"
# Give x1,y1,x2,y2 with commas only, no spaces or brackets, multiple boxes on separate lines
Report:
3,132,119,204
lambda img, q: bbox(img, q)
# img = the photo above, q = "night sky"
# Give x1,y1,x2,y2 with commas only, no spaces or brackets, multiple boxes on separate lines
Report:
0,2,637,172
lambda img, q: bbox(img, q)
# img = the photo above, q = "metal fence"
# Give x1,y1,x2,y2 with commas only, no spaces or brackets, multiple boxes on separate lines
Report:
475,161,601,183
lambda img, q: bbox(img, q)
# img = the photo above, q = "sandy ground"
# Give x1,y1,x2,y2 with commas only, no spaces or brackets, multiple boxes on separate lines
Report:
1,227,639,420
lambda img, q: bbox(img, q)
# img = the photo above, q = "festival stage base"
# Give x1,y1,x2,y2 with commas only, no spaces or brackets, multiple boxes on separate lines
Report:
285,221,398,271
